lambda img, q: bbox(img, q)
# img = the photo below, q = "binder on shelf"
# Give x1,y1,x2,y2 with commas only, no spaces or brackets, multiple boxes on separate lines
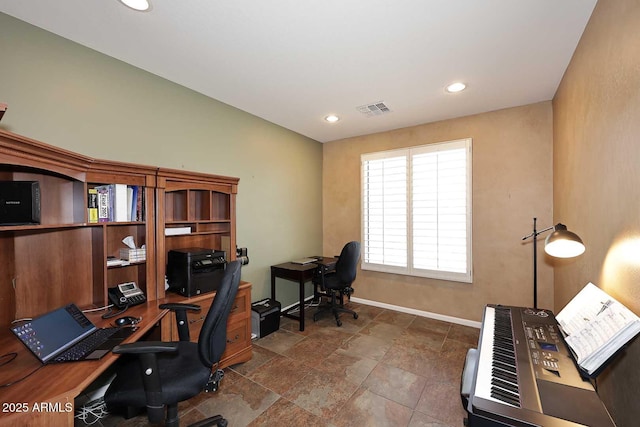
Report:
127,186,134,221
113,184,128,222
128,186,139,221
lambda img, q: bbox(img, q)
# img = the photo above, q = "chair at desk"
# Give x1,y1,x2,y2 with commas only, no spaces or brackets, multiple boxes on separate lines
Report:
313,241,361,327
104,261,242,427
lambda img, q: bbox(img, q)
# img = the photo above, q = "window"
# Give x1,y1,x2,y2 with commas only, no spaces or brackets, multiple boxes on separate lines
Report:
361,138,472,282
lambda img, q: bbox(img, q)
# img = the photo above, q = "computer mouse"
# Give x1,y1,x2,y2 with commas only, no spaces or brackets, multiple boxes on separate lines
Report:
115,316,138,326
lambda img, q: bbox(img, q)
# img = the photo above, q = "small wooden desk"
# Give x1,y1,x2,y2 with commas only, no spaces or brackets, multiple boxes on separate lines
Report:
270,257,337,331
0,303,166,427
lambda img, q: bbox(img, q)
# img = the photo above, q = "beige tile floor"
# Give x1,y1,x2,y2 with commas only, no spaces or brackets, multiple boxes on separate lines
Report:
88,301,479,427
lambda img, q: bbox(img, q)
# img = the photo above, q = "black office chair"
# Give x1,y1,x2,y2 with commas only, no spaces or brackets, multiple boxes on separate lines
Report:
313,241,361,327
104,260,242,427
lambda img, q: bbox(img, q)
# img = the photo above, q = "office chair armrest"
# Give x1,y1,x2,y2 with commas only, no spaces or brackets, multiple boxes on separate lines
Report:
112,342,179,423
159,302,201,312
159,303,201,341
112,341,179,355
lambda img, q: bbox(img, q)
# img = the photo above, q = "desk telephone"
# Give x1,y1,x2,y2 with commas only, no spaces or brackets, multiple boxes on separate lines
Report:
108,282,146,309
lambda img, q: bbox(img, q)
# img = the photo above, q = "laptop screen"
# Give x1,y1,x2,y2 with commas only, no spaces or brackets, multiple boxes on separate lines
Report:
10,304,96,363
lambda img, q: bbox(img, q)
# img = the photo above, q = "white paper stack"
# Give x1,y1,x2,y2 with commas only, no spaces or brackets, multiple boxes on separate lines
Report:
165,227,191,236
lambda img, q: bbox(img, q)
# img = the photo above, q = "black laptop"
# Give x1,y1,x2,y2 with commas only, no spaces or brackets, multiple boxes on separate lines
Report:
10,303,133,364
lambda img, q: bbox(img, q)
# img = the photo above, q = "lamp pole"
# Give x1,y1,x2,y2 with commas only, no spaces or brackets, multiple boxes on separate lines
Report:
522,217,555,309
533,217,538,309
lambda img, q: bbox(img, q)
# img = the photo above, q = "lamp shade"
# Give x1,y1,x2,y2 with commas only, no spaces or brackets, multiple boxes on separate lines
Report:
119,0,150,11
544,224,585,258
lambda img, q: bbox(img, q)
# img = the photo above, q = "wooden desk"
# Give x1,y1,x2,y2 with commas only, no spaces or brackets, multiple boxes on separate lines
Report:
160,282,253,368
270,257,337,331
0,303,166,427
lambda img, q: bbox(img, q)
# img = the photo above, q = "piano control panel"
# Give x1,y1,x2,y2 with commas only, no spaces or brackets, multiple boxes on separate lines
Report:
523,308,563,370
520,308,589,388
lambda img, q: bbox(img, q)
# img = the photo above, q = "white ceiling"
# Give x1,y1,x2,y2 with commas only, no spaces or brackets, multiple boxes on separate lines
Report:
0,0,597,143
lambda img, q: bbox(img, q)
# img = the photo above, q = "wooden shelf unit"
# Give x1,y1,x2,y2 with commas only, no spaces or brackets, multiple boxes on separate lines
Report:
0,131,156,324
87,159,157,308
155,168,238,299
0,130,251,370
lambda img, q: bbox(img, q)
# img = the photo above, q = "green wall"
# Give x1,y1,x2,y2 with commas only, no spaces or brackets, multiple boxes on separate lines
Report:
0,12,323,308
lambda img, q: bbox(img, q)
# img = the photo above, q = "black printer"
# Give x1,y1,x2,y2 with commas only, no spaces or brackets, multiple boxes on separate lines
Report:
167,247,226,297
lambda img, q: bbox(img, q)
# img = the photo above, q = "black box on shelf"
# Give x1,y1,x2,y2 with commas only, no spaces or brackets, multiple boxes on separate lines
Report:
0,181,40,225
167,247,226,297
251,298,281,339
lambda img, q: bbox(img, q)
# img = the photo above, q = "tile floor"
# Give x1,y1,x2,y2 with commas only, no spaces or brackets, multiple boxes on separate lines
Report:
85,301,480,427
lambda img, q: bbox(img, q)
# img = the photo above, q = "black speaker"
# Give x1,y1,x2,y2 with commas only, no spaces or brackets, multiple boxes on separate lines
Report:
0,181,41,225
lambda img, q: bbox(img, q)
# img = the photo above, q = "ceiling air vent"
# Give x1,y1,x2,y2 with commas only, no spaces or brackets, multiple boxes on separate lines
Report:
356,101,392,117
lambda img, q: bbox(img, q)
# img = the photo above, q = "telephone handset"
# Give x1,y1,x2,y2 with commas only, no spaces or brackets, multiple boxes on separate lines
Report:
108,282,146,309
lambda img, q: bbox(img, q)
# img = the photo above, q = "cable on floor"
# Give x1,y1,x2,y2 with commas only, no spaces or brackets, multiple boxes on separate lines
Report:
74,398,109,425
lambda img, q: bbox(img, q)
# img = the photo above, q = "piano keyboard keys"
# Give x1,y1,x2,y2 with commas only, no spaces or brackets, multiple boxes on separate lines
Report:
490,307,521,406
473,306,521,407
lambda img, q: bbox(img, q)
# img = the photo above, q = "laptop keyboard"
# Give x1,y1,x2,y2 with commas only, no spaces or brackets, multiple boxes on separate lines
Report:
52,328,120,362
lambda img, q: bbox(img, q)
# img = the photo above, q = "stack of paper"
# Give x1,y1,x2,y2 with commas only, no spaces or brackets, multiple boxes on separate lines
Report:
165,227,191,236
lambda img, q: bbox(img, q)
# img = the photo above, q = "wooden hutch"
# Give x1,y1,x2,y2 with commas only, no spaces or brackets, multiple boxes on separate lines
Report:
0,129,251,426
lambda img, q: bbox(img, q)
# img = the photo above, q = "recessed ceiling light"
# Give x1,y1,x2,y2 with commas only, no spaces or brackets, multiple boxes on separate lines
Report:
325,115,340,123
119,0,151,11
445,82,467,93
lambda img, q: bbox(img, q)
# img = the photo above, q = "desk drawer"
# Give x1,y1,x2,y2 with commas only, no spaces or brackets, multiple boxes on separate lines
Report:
221,321,249,360
163,283,253,368
229,287,249,323
185,298,213,340
181,288,249,342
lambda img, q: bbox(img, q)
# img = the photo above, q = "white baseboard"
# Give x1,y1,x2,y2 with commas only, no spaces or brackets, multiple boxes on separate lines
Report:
350,296,481,329
281,295,481,329
280,296,315,313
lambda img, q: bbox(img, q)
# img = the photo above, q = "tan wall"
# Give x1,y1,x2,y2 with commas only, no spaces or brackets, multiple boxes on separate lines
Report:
553,1,640,425
323,102,554,322
0,13,323,308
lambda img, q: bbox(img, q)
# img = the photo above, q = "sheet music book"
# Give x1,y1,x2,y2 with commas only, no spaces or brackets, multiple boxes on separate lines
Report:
556,282,640,376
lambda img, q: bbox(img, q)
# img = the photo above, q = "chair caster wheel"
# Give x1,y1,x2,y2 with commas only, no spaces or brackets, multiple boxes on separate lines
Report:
353,313,358,319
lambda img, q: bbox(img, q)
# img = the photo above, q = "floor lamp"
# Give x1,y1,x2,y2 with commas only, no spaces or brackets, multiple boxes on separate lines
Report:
521,217,585,309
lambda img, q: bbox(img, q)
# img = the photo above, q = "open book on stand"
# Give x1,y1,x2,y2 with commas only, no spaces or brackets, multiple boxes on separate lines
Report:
556,282,640,377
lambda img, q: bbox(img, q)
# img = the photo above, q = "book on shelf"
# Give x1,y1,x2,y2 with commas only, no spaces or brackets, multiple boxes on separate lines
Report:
95,185,111,222
87,188,98,223
556,282,640,376
135,186,144,221
92,184,144,222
